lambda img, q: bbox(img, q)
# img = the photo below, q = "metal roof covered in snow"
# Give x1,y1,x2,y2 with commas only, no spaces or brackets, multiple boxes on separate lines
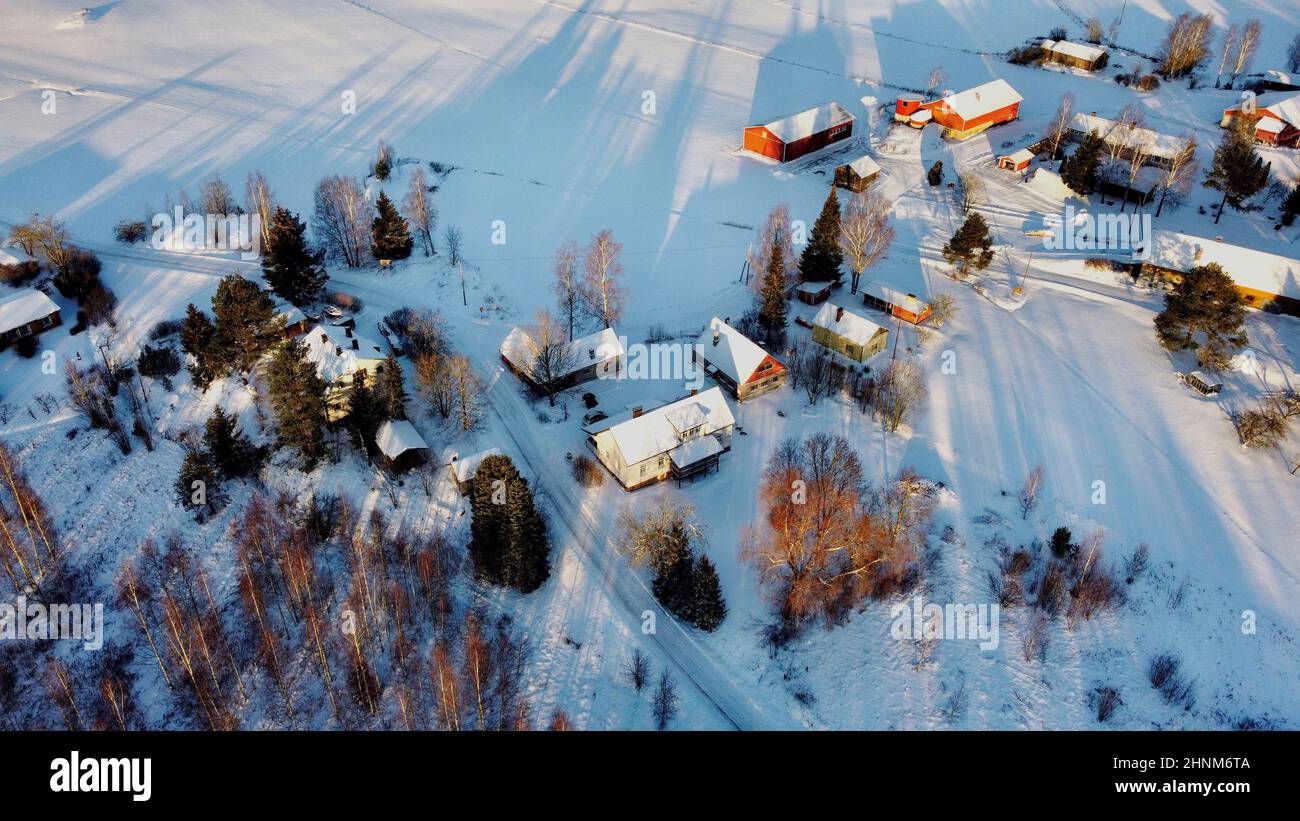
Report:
605,386,734,465
1041,39,1106,63
694,316,774,384
756,101,854,143
812,302,886,347
500,325,624,378
1136,230,1300,301
304,323,385,382
448,447,502,483
0,288,59,334
938,79,1021,122
376,419,428,459
1069,113,1187,160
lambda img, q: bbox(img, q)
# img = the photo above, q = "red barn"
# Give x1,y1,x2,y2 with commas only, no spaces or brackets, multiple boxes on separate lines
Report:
743,102,854,162
894,79,1022,140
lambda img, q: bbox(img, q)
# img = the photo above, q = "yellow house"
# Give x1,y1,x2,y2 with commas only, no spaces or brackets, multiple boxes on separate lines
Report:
811,303,888,362
303,324,387,421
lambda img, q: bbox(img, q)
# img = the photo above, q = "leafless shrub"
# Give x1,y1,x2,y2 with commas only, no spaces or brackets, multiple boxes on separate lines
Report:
1033,561,1069,617
1018,465,1045,519
1149,653,1196,708
939,675,968,723
623,648,649,692
1092,685,1122,722
1124,544,1149,583
652,671,679,730
871,359,928,432
1166,580,1187,610
1022,612,1050,662
1236,406,1287,448
571,454,604,488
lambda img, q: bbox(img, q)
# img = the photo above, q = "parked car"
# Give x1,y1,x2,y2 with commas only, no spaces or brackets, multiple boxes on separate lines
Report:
582,410,608,426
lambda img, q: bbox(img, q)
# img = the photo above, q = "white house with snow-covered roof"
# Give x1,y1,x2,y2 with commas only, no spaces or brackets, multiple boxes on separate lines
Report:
500,325,624,391
303,323,387,421
585,386,735,490
693,317,786,401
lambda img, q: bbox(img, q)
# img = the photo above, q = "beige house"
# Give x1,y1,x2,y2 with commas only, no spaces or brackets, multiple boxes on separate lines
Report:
584,387,735,490
303,323,387,421
811,303,888,362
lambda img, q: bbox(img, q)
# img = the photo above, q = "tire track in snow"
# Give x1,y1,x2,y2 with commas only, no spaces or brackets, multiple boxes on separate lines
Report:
465,346,796,730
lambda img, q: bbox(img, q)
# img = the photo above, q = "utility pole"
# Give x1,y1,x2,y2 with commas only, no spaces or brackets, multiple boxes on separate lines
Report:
459,261,467,307
1017,247,1035,296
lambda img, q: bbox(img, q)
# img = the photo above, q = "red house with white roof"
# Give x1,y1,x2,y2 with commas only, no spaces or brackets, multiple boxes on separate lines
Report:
895,79,1022,140
1220,92,1300,147
743,102,855,162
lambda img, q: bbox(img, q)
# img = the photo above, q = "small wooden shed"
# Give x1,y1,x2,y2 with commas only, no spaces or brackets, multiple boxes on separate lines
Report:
795,279,834,305
446,448,503,495
834,155,881,192
375,420,429,473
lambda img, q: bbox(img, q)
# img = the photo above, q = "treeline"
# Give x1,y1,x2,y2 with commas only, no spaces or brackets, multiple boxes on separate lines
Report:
39,494,540,730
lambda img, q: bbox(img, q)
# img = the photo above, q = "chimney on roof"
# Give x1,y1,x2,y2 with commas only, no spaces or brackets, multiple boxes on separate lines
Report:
320,333,328,343
836,306,845,322
690,388,698,397
632,405,643,419
712,331,720,347
335,346,342,356
588,348,596,360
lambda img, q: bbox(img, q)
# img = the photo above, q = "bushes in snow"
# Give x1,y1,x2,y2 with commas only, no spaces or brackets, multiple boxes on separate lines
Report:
1149,653,1196,709
571,453,604,488
113,220,148,244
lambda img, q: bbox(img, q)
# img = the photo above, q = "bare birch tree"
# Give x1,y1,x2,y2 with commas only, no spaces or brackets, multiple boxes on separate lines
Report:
312,175,370,267
1154,136,1199,217
1230,19,1261,88
838,190,894,295
403,167,436,257
244,171,276,251
1045,92,1075,159
1215,23,1239,87
871,359,927,432
551,239,582,341
521,309,579,405
581,229,625,328
748,204,796,295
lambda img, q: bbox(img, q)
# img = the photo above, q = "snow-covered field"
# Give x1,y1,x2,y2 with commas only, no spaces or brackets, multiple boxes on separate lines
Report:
2,0,1298,729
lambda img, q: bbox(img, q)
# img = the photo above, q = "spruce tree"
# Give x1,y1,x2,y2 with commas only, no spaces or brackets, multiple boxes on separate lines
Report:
1204,120,1271,224
652,549,696,620
1060,131,1105,195
378,353,408,420
179,303,217,390
502,474,551,592
798,187,843,282
203,406,259,478
266,340,329,468
757,237,789,340
261,207,327,306
690,556,727,632
1153,262,1248,370
346,368,383,456
469,454,520,584
371,192,413,261
211,274,280,374
468,454,551,592
1282,184,1300,219
176,449,222,519
942,212,995,272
